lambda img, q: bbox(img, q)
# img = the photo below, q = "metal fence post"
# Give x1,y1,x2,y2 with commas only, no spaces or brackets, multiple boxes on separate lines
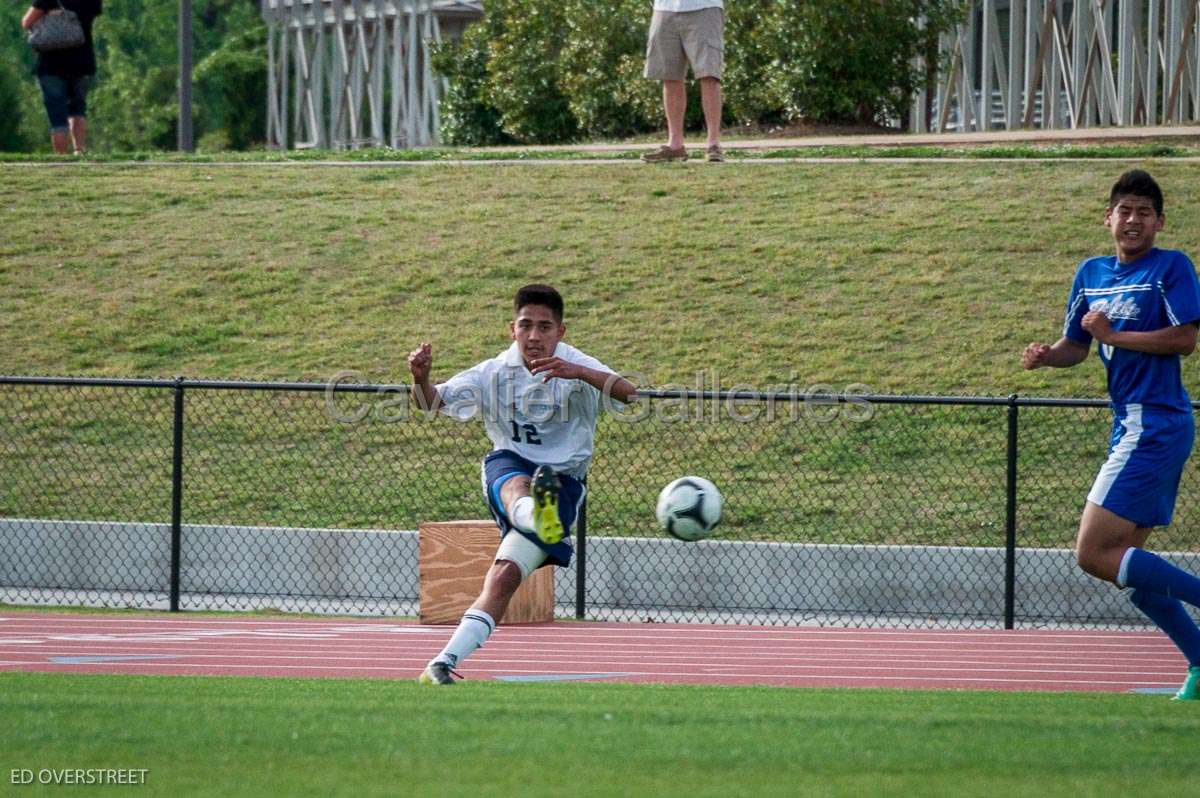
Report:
1004,394,1019,629
575,494,587,620
169,378,186,612
178,0,194,152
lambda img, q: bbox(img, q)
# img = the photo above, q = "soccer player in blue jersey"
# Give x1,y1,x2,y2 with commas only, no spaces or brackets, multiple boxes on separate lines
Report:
1022,170,1200,700
409,284,638,685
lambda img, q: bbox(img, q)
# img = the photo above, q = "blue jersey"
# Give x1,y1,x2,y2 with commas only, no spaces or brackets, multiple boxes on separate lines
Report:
1063,247,1200,414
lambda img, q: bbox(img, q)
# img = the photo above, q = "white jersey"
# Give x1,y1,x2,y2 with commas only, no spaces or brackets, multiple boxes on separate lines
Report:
653,0,723,11
435,341,620,479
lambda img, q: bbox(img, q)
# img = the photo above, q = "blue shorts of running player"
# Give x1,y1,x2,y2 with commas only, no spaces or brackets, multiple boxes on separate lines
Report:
481,449,586,569
1086,404,1195,528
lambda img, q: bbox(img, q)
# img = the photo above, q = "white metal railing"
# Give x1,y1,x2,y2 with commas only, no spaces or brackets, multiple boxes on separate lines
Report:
915,0,1200,132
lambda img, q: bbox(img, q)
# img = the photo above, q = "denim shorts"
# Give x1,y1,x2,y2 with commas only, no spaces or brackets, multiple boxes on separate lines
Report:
37,74,92,133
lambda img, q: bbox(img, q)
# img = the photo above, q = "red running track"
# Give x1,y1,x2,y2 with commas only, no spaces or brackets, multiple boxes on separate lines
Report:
0,612,1188,693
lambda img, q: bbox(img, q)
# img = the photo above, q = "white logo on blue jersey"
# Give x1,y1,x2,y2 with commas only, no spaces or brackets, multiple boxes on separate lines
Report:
1089,294,1141,320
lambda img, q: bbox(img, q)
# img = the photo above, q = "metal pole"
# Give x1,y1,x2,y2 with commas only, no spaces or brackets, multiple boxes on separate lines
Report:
178,0,194,152
169,378,186,611
575,493,587,620
1004,394,1019,629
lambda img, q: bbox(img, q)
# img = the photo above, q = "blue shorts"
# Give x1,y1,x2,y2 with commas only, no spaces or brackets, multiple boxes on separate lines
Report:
37,74,91,133
1087,405,1194,528
481,449,585,569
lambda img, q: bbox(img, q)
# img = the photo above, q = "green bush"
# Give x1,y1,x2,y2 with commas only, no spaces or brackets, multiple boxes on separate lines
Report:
0,53,31,151
432,23,511,146
83,0,183,151
484,0,578,143
435,0,966,142
89,52,179,151
556,0,659,140
768,0,965,126
436,0,577,145
0,10,67,151
195,27,267,150
721,0,788,126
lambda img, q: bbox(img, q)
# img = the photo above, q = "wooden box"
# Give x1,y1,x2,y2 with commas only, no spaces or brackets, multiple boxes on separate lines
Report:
417,520,555,625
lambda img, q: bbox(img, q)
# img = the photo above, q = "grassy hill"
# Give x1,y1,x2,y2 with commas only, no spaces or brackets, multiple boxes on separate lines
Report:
5,160,1200,396
4,161,1200,548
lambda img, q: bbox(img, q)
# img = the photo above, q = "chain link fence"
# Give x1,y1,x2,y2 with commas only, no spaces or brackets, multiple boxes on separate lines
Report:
2,376,1198,628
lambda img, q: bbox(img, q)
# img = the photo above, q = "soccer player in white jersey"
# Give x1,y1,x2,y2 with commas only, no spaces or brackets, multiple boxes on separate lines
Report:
1023,170,1200,700
410,284,638,685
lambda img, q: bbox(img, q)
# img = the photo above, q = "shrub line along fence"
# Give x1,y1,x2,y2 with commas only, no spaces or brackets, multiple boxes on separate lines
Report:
3,375,1199,629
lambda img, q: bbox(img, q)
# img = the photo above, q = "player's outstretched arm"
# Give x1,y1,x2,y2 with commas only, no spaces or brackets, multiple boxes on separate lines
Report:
528,357,638,403
407,342,442,412
1022,337,1089,369
1081,310,1199,356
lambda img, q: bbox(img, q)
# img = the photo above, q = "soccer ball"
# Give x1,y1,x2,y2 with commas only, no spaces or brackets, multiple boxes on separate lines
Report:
656,476,723,541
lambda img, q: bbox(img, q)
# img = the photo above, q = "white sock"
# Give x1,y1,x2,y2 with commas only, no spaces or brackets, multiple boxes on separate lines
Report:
433,609,496,668
1117,547,1136,589
510,496,535,535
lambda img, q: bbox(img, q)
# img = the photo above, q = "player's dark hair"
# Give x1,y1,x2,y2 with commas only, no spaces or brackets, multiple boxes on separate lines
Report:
514,284,564,322
1109,169,1164,216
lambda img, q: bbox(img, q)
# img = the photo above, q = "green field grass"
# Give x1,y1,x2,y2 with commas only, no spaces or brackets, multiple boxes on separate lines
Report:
4,161,1200,546
2,672,1197,797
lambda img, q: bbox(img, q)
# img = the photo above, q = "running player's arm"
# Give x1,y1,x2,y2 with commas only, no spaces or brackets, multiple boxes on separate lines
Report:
528,357,638,403
1035,264,1095,369
1082,312,1199,356
1022,337,1090,369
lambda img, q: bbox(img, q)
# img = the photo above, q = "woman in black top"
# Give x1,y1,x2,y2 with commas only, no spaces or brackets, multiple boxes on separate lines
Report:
21,0,103,154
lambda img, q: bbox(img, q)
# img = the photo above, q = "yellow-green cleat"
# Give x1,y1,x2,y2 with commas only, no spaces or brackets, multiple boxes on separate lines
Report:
1172,665,1200,701
530,466,564,545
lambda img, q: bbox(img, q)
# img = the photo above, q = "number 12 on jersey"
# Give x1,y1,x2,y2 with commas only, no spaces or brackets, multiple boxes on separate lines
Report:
510,421,542,445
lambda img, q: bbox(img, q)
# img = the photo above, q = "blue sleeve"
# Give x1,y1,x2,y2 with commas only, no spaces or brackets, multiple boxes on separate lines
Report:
1062,264,1091,345
1160,253,1200,328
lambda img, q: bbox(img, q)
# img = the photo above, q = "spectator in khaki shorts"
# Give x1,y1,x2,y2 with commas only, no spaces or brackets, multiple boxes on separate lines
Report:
641,0,725,163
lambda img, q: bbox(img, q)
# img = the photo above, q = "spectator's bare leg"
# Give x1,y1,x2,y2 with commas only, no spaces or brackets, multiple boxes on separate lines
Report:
68,116,87,154
663,79,686,150
699,77,722,148
50,131,70,154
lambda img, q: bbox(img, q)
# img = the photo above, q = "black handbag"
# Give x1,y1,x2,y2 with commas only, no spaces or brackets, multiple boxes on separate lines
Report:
27,1,85,53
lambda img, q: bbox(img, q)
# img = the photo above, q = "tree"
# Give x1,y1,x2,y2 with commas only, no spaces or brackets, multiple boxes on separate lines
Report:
195,26,267,150
0,0,268,152
769,0,967,126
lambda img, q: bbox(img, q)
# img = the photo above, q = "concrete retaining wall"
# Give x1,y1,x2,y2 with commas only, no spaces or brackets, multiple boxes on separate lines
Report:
0,519,415,598
3,518,1198,625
